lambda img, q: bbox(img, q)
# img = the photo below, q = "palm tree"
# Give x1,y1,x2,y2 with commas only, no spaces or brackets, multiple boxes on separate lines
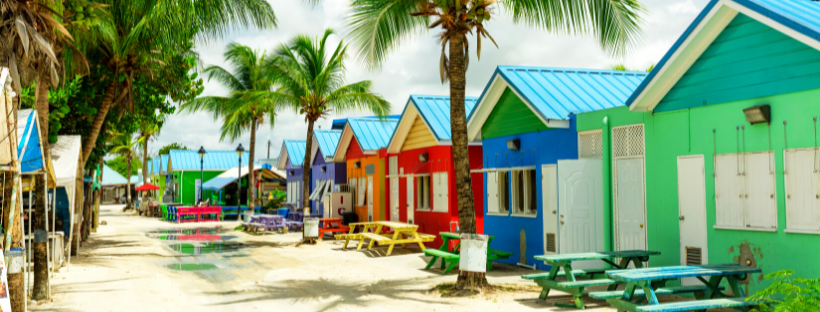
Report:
77,0,278,171
108,131,144,211
261,29,390,214
345,0,646,289
180,43,281,211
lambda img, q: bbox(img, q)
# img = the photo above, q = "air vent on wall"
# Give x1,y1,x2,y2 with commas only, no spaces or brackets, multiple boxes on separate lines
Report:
546,233,557,252
686,247,702,265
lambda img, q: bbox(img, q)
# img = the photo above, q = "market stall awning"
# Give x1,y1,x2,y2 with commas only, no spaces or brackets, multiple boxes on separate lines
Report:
135,183,160,191
50,135,81,187
18,109,45,173
202,163,282,191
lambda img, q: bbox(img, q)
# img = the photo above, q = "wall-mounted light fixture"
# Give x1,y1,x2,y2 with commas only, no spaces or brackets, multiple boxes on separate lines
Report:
321,166,327,172
289,171,294,176
419,153,429,162
507,139,521,150
354,161,361,168
743,104,771,125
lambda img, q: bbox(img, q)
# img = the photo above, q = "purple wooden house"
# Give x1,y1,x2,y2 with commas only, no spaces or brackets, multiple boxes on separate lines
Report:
277,140,306,209
309,129,347,213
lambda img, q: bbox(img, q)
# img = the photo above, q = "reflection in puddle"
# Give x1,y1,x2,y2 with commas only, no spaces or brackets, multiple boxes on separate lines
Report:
146,227,235,242
168,242,244,255
165,263,218,271
147,227,224,235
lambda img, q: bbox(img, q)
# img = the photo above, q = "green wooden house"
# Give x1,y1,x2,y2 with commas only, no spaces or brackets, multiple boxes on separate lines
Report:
575,0,820,292
168,149,249,205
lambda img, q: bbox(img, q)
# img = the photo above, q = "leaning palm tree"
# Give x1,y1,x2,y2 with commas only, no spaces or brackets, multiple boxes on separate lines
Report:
180,43,281,211
108,131,144,211
261,29,390,214
344,0,646,289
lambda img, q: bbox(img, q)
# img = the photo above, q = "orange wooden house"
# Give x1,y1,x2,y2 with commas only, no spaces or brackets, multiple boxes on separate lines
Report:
333,117,399,222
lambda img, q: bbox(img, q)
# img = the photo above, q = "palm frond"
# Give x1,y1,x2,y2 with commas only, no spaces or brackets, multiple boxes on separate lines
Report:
346,0,428,71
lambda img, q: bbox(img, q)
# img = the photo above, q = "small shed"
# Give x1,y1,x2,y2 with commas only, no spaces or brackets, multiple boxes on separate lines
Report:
386,95,484,246
333,117,399,222
309,129,346,212
278,140,307,208
48,135,82,245
467,66,646,270
201,163,285,204
168,149,249,205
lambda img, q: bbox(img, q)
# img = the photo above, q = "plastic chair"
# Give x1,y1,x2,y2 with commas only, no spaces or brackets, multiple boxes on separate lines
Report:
161,205,168,221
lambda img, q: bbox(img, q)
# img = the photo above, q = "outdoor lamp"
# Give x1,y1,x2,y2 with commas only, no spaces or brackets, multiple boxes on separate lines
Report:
419,153,429,162
507,139,521,150
236,144,245,157
236,144,244,211
743,105,771,125
354,161,361,168
198,146,206,204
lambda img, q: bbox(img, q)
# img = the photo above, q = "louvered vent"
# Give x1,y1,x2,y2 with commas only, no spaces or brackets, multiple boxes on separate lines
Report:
579,130,603,159
686,247,702,265
546,233,557,252
613,124,645,158
336,184,351,193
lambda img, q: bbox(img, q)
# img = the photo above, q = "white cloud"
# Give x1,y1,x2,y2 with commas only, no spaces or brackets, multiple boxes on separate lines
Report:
155,0,711,160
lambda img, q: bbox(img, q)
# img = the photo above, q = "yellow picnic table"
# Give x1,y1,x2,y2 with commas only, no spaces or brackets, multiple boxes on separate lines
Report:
334,221,435,256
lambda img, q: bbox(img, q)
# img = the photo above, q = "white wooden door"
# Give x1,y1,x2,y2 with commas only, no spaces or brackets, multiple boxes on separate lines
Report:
541,165,558,255
406,176,414,224
367,176,374,221
390,177,399,221
615,158,647,251
559,159,604,269
677,155,708,285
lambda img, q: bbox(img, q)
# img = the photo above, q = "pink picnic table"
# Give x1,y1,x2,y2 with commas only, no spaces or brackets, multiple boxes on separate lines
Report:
176,206,222,223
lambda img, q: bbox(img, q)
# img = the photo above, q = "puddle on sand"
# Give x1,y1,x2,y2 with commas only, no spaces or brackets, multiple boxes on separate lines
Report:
168,242,244,255
165,263,218,271
146,227,236,242
147,227,224,235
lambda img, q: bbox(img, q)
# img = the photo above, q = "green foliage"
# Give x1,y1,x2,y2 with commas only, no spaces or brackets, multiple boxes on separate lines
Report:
263,189,287,213
158,143,189,155
20,77,87,143
750,270,820,312
105,155,141,178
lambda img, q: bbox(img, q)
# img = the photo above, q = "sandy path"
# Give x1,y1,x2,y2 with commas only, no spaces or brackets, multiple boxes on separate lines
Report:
30,205,707,312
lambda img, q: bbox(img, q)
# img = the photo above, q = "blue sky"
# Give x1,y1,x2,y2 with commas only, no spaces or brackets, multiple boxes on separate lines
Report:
153,0,709,160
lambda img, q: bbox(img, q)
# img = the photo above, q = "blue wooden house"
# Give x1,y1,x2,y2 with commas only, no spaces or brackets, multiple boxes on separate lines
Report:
309,129,346,213
278,140,307,208
466,66,646,270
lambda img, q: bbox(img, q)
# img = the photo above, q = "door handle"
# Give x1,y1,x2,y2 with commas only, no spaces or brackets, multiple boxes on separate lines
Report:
640,224,644,228
679,216,685,221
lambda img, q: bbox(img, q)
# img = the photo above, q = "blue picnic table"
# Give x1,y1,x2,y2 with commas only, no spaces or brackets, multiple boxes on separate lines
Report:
597,264,761,312
523,250,661,309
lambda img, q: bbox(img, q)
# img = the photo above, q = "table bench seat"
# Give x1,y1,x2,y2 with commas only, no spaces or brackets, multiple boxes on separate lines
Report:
423,249,459,260
553,279,618,288
523,269,607,280
590,285,719,300
631,298,757,312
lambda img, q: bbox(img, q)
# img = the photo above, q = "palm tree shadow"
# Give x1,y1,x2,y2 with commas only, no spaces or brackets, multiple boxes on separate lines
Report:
205,277,450,311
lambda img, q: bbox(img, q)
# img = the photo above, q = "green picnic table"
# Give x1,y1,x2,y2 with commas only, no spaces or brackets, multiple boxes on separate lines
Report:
423,232,512,274
522,250,661,309
595,264,761,312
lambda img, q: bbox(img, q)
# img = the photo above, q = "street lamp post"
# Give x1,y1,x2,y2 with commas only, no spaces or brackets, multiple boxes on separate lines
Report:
198,146,206,204
236,144,245,214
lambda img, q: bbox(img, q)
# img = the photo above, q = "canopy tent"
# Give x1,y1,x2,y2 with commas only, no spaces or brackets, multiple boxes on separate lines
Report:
201,163,281,191
49,135,82,233
18,109,56,192
135,184,159,191
0,68,17,168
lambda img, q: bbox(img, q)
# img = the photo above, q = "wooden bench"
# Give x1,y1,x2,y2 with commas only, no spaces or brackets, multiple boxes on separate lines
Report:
633,298,758,312
318,218,349,238
336,221,434,256
590,285,722,300
523,269,608,280
487,249,512,271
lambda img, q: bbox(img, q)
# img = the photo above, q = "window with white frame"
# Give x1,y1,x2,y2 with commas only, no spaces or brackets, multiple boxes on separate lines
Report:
498,171,509,213
714,151,777,231
432,172,449,212
487,172,499,214
511,170,537,215
784,148,820,234
417,176,431,210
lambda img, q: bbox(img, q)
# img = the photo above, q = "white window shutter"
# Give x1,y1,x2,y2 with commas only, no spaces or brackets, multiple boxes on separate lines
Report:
358,178,366,206
785,149,820,232
715,154,745,228
745,152,777,229
441,172,449,212
487,172,498,213
349,178,357,206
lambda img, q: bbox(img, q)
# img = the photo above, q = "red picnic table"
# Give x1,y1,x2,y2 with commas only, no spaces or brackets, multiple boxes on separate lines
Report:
318,218,349,237
176,206,222,223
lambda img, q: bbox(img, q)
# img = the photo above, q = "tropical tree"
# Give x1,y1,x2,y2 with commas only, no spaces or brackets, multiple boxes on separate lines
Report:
180,43,282,210
345,0,646,289
262,29,390,215
158,143,189,155
108,131,144,210
76,0,278,171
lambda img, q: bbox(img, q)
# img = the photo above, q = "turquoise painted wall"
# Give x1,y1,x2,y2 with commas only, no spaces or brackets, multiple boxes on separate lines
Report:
579,87,820,293
657,14,820,112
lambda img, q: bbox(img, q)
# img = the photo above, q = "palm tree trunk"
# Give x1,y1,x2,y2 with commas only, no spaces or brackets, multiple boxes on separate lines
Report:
126,156,132,210
303,119,315,212
142,135,149,214
82,81,117,162
248,119,257,212
32,68,52,300
4,171,24,311
448,35,488,290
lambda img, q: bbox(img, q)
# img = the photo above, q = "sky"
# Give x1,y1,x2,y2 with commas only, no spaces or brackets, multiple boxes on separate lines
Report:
153,0,710,161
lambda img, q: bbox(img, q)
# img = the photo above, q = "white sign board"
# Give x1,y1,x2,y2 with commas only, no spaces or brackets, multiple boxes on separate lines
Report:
304,218,319,238
0,249,13,312
459,234,488,273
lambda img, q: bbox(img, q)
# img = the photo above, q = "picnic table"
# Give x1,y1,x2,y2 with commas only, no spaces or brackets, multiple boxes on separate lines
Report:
423,232,512,274
335,221,435,256
595,264,761,312
522,250,661,309
318,218,349,237
175,206,222,223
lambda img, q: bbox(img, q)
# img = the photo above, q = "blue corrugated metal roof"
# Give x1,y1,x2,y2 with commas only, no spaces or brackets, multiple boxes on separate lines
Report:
283,140,307,167
348,117,399,152
101,164,128,186
17,109,44,173
472,66,647,122
408,95,479,141
626,0,820,108
149,158,159,175
160,155,169,173
169,149,249,171
314,130,342,159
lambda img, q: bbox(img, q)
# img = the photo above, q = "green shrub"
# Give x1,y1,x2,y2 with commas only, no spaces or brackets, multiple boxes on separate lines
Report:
750,270,820,312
